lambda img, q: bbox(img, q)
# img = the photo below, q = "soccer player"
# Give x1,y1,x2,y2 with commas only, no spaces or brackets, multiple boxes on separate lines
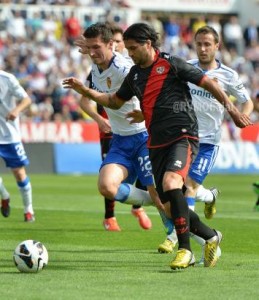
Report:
0,176,10,217
81,23,153,231
0,70,35,222
253,181,259,211
63,23,251,269
158,26,254,258
73,23,164,231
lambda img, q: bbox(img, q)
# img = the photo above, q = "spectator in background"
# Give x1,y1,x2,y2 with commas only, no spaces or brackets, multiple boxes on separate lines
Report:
145,14,164,44
26,11,43,40
64,12,81,45
38,96,55,121
179,17,193,49
163,15,180,53
223,16,243,55
243,18,259,48
60,90,82,121
6,10,27,41
207,15,222,38
244,40,259,69
192,15,207,34
41,13,57,44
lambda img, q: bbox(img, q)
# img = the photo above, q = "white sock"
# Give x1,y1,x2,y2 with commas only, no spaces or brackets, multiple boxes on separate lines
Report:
190,232,206,247
188,205,195,211
115,183,154,206
196,185,214,203
19,181,34,214
167,229,178,244
0,177,10,200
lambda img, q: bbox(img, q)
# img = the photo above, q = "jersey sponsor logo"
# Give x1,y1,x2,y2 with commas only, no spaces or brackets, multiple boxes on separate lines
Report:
190,88,215,99
156,66,165,74
106,77,111,89
174,160,182,168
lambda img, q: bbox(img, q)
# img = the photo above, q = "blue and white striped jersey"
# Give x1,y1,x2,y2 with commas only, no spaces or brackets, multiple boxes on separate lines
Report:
91,52,146,136
188,59,250,145
0,70,28,143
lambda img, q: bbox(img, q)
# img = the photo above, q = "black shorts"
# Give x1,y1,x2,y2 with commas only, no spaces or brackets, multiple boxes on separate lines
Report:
149,137,199,201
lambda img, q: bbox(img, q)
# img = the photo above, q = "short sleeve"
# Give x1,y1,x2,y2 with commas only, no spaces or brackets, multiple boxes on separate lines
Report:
170,56,205,86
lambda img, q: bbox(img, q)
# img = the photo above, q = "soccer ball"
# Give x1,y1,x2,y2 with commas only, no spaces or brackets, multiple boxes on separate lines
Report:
13,240,48,273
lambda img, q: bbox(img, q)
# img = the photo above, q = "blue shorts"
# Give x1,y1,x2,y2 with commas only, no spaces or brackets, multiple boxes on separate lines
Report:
0,142,29,168
188,143,219,184
101,131,154,187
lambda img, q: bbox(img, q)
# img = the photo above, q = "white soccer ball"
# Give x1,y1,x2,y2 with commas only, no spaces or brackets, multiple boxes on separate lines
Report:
13,240,48,273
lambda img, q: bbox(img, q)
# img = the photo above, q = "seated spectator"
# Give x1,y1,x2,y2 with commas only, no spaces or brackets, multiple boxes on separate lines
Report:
64,12,81,45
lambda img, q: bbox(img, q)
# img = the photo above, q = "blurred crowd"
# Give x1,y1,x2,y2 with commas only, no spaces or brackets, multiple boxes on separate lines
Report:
0,0,129,7
0,5,258,125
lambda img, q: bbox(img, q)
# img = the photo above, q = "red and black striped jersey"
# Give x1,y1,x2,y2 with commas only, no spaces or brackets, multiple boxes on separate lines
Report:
116,51,205,148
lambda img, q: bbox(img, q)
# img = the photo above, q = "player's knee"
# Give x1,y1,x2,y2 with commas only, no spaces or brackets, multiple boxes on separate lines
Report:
98,182,116,199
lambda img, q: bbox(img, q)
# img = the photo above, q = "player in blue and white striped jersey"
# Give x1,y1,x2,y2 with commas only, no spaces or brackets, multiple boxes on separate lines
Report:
186,26,253,216
74,22,168,232
0,70,35,222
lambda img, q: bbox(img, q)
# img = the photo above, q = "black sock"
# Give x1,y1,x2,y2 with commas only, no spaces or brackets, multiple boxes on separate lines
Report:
132,205,141,209
189,209,215,240
104,198,115,219
164,189,191,251
182,184,187,194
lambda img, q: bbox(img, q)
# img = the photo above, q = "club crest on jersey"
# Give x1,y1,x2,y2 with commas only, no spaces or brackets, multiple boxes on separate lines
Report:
156,66,165,74
106,77,112,88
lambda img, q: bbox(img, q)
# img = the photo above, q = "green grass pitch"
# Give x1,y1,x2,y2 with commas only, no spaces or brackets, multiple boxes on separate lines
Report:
0,174,259,300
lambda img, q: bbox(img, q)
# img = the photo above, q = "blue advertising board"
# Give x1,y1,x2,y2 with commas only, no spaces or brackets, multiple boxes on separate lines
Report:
212,142,259,174
53,142,259,174
54,143,102,174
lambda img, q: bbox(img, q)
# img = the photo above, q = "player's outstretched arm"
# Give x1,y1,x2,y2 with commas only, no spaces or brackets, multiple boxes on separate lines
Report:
62,77,124,110
241,98,254,116
200,76,252,128
80,96,112,133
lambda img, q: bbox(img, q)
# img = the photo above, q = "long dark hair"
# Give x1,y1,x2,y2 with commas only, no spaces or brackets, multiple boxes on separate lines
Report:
123,23,160,49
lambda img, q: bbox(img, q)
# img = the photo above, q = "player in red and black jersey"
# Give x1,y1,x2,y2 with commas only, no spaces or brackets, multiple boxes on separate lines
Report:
63,23,251,270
